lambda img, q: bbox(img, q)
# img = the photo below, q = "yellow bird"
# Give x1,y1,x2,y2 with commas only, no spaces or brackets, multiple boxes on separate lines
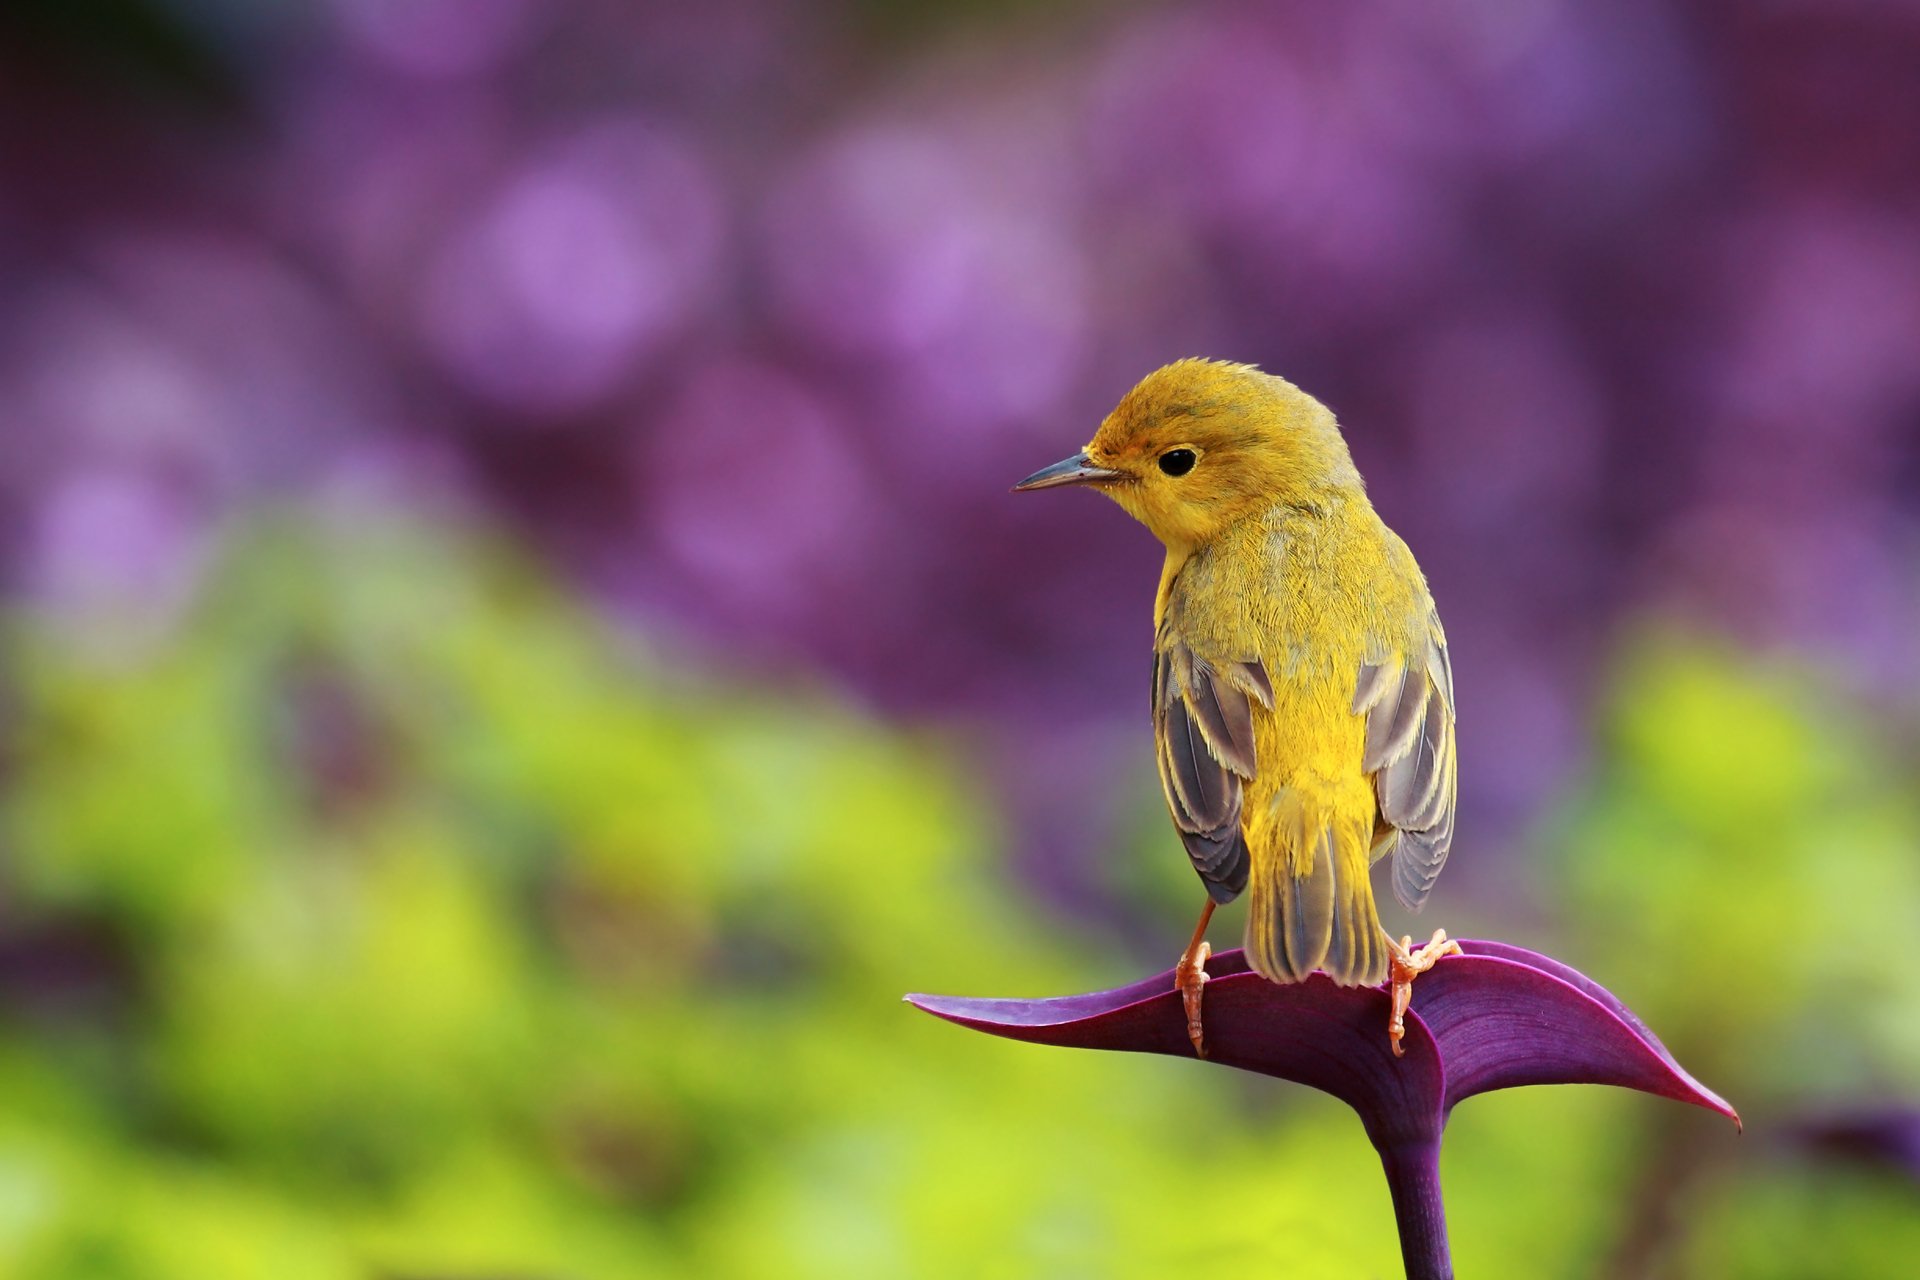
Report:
1015,358,1460,1057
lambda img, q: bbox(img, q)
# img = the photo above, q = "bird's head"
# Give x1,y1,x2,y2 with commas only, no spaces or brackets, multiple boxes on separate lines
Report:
1014,358,1360,550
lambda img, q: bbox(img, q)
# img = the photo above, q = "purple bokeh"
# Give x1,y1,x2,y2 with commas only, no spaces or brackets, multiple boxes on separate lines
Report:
3,0,1919,902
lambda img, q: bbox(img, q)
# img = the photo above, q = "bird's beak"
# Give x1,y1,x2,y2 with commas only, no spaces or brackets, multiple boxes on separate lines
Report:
1011,451,1124,493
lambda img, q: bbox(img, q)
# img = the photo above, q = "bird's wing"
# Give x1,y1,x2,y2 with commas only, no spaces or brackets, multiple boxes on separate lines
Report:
1153,634,1272,904
1353,610,1457,912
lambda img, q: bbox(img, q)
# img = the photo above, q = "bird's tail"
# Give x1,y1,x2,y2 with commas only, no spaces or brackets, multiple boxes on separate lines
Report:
1245,789,1389,986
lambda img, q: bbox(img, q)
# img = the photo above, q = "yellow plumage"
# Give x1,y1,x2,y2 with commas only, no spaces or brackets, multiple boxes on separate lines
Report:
1018,358,1457,989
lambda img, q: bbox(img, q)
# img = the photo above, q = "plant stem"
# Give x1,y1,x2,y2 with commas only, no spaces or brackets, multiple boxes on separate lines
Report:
1378,1138,1451,1280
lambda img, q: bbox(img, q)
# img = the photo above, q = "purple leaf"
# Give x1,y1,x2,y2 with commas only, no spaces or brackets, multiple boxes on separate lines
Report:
908,939,1737,1279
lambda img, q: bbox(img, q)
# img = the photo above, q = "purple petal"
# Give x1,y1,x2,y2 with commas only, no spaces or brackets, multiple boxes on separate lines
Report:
908,940,1738,1148
1431,943,1739,1127
912,951,1447,1149
1457,939,1675,1057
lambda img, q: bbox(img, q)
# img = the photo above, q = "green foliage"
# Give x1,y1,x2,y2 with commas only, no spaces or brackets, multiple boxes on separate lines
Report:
1680,1162,1920,1280
1554,631,1920,1100
0,514,1387,1278
1,526,1913,1277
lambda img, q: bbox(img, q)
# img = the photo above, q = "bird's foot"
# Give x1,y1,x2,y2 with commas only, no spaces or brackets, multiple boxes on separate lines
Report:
1175,940,1211,1058
1388,928,1462,1058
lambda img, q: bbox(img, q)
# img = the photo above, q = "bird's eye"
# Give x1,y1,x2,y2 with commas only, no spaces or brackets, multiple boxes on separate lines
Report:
1158,448,1197,477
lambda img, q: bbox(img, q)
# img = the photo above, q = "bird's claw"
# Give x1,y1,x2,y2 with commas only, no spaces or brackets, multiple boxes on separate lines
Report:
1388,928,1462,1057
1175,941,1211,1058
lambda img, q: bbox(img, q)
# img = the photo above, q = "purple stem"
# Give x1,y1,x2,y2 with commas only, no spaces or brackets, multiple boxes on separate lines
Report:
1379,1138,1452,1280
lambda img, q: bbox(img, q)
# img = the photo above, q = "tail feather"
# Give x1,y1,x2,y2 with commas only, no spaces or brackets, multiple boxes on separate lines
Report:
1247,796,1388,987
1281,825,1335,976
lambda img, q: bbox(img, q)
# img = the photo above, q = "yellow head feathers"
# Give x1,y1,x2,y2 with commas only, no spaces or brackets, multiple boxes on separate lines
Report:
1015,359,1362,550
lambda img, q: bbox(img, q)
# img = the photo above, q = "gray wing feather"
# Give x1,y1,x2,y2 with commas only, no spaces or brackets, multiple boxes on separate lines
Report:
1161,689,1235,830
1361,612,1458,912
1362,664,1428,774
1426,632,1454,710
1154,642,1265,904
1352,660,1398,716
1236,659,1276,710
1184,658,1258,778
1379,683,1447,828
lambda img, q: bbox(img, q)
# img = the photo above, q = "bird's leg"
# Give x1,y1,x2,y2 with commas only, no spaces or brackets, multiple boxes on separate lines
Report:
1175,898,1217,1058
1387,928,1463,1058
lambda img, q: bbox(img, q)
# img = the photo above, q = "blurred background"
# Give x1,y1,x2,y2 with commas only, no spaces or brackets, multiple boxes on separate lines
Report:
1,0,1918,1276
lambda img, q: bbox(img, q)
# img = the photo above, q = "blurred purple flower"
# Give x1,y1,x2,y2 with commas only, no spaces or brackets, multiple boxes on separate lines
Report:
0,234,391,649
910,940,1736,1280
419,119,723,416
7,0,1920,899
763,123,1090,435
330,0,544,81
1085,8,1453,318
29,468,208,653
640,359,873,630
1800,1108,1920,1185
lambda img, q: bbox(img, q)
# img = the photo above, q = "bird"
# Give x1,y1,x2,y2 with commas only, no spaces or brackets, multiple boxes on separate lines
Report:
1014,358,1459,1058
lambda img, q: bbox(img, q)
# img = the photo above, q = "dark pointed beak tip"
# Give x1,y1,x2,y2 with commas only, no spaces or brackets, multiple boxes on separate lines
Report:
1011,452,1125,493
